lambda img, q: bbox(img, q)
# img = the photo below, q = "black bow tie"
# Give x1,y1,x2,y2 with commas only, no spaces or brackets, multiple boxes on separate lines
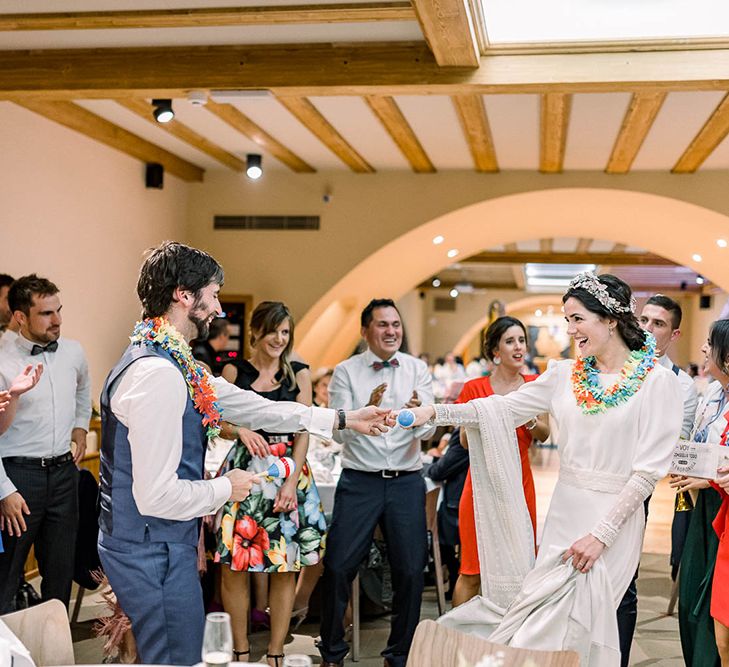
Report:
372,358,399,371
31,341,58,356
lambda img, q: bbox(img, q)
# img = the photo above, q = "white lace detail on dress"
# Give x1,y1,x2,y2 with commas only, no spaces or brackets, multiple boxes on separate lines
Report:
590,473,655,548
559,463,630,494
433,402,479,426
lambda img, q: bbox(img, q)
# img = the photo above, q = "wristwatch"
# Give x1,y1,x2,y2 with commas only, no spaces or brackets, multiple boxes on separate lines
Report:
336,408,347,430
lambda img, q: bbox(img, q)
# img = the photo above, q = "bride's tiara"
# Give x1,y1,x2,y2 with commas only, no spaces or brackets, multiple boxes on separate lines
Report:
568,272,636,314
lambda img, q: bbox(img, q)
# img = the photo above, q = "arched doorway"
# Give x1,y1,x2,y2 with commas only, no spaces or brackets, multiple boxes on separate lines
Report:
298,188,729,367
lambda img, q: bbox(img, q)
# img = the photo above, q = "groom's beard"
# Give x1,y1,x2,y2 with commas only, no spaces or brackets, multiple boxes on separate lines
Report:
189,299,212,339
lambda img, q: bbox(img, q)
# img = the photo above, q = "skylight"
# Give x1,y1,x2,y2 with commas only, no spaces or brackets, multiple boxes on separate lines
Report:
480,0,729,48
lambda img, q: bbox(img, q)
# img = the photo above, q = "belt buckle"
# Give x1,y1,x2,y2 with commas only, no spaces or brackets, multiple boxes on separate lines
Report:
41,456,50,468
381,470,397,479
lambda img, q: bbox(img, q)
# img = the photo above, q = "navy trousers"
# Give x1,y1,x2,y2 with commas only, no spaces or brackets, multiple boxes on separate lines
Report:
98,532,205,666
319,469,427,667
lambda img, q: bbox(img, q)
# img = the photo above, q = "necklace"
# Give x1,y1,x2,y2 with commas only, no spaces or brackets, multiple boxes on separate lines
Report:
130,317,222,438
571,333,657,415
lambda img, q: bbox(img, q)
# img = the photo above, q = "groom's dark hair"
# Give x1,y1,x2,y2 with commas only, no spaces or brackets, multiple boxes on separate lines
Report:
137,241,224,318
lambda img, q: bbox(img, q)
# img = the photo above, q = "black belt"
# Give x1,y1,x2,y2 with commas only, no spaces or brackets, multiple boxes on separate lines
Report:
3,452,74,468
361,469,419,479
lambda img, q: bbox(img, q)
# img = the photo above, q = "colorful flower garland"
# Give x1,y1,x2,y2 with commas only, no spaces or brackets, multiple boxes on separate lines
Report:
571,333,657,415
130,317,222,438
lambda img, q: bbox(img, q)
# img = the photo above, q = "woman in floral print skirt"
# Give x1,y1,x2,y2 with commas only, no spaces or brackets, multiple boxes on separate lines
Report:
217,301,326,667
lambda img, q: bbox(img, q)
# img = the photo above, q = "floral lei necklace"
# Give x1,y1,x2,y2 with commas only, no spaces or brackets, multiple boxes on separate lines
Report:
130,317,222,438
571,333,657,415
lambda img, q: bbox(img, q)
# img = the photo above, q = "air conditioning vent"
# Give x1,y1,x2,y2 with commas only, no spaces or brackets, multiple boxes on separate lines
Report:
214,215,320,230
434,297,457,312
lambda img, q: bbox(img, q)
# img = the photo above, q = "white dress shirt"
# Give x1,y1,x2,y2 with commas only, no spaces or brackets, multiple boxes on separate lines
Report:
0,334,91,499
109,356,336,523
329,349,435,471
658,353,698,439
0,329,18,350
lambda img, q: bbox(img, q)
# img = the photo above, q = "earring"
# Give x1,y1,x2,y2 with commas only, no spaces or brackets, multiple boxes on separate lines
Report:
493,356,501,366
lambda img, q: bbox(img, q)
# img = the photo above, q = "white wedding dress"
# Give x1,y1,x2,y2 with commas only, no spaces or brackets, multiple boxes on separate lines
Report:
433,359,683,666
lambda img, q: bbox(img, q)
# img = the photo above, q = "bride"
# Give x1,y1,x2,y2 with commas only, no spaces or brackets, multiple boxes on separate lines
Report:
406,273,683,666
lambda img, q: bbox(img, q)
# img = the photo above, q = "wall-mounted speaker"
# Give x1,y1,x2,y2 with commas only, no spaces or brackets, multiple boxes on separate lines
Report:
145,163,164,189
700,295,713,310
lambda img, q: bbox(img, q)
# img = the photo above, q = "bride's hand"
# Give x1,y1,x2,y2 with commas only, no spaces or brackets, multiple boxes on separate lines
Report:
562,534,605,574
397,405,435,428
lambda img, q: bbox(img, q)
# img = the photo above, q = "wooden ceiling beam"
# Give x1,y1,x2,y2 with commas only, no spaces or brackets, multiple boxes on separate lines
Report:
364,95,435,172
540,238,553,253
673,92,729,173
276,96,374,173
16,100,204,182
605,92,666,174
205,100,315,173
575,238,592,253
117,98,245,171
461,250,676,266
540,93,571,173
0,3,415,30
8,45,729,100
451,94,498,172
511,266,525,289
410,0,479,67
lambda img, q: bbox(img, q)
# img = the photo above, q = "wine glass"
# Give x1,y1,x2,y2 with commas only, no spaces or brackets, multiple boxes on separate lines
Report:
202,612,233,667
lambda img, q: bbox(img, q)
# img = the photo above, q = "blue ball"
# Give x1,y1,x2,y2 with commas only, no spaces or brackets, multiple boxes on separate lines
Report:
397,409,415,428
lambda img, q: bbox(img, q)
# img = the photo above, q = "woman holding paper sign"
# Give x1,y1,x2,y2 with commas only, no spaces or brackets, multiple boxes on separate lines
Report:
672,319,729,667
403,273,683,666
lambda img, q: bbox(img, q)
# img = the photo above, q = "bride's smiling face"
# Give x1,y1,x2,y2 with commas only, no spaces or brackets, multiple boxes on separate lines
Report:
563,297,614,359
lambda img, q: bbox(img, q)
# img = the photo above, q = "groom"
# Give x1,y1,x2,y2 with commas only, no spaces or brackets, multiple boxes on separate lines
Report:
99,241,392,665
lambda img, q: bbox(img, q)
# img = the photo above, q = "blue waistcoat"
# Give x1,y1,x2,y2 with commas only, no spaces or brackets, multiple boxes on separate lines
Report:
99,344,207,545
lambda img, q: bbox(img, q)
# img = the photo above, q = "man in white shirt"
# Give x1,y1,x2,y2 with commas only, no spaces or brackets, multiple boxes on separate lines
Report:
0,274,91,613
99,242,391,666
319,299,435,667
615,293,699,665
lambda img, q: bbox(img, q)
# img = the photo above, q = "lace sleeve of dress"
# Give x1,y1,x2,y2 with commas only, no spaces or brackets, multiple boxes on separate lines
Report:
433,402,479,427
590,473,655,548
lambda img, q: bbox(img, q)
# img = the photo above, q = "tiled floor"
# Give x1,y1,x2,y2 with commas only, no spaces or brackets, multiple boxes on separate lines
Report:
69,449,685,665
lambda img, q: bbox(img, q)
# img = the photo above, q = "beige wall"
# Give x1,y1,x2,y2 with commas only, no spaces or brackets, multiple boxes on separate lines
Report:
0,103,189,397
186,170,729,367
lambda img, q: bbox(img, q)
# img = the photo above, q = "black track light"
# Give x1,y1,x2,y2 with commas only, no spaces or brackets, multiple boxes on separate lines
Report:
152,99,174,123
246,154,263,180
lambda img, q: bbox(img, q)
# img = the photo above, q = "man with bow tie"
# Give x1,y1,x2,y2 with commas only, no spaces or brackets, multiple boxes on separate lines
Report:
0,274,91,612
318,298,435,667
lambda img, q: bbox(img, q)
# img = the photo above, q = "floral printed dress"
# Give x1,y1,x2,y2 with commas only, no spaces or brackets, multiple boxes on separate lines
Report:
215,360,327,572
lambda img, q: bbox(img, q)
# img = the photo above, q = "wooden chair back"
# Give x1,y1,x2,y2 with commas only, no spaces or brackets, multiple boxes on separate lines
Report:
2,599,75,666
406,619,580,667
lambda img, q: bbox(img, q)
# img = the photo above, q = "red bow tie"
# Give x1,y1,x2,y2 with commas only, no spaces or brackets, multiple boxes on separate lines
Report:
372,358,399,371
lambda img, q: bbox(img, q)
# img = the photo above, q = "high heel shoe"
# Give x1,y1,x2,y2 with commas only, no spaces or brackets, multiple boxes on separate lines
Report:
290,605,308,629
233,648,250,661
267,653,285,667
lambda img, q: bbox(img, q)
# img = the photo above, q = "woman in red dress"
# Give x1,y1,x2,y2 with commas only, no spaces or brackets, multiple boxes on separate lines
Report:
452,316,550,607
711,325,729,667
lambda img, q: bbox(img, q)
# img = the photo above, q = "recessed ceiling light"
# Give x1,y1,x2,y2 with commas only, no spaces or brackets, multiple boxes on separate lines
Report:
718,239,728,248
447,249,459,258
692,253,702,262
432,278,441,287
449,288,459,298
432,235,444,245
535,309,543,317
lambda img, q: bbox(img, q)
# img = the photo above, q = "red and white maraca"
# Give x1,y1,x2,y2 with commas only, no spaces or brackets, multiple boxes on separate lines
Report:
254,456,296,480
